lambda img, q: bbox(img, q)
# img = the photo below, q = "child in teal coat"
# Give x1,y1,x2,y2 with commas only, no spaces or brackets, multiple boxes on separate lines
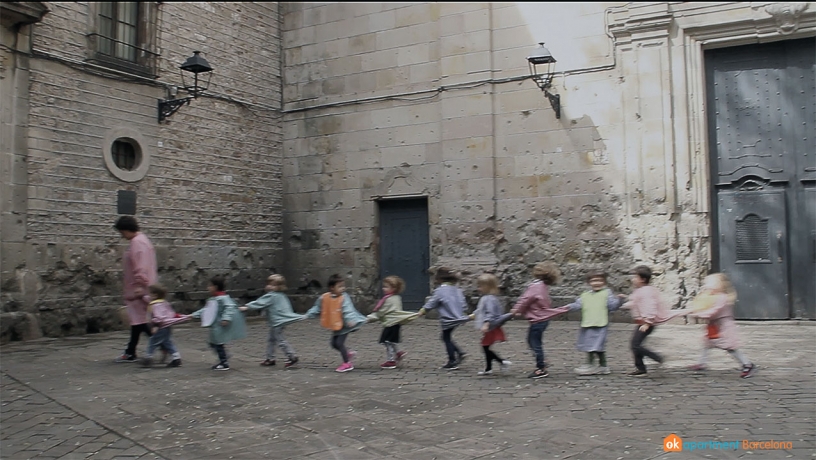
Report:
240,274,305,368
191,275,247,371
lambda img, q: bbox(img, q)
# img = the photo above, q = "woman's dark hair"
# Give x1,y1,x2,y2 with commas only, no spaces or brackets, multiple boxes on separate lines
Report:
327,274,344,288
114,215,139,232
434,267,459,284
633,265,652,284
210,275,226,292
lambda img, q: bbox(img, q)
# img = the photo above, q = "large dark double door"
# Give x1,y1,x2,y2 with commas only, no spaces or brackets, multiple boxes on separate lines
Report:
706,37,815,319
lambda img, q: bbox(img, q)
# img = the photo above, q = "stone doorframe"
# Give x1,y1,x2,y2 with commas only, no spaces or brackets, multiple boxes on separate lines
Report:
607,1,815,243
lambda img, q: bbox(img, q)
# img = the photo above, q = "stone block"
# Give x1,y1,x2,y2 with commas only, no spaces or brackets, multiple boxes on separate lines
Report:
362,49,398,72
442,136,492,161
441,91,492,120
0,312,42,344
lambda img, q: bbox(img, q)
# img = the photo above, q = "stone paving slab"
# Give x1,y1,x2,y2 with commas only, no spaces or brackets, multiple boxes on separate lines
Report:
1,318,814,459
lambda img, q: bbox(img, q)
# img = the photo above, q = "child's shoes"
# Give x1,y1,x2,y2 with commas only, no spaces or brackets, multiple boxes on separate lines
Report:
260,359,276,366
380,361,397,369
167,359,182,368
740,364,757,378
284,357,299,368
212,363,230,371
500,360,512,372
597,366,611,375
574,364,597,375
335,362,354,373
477,370,493,375
395,351,407,362
687,364,708,371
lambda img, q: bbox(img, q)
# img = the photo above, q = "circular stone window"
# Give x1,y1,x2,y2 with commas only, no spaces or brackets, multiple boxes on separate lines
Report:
103,127,151,182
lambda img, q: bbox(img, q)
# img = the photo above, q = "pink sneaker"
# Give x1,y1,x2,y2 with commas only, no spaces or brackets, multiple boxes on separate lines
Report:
335,362,354,373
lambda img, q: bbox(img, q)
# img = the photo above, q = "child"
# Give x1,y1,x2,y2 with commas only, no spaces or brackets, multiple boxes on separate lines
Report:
141,284,190,368
473,274,513,375
619,265,686,377
565,270,621,375
418,267,472,370
239,274,305,368
510,261,570,379
687,273,757,378
305,274,367,373
190,275,247,371
367,276,420,369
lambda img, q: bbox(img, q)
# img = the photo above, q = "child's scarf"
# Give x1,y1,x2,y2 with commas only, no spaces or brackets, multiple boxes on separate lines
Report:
373,293,393,312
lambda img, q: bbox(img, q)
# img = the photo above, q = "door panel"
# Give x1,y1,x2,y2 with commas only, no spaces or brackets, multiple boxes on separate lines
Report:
718,191,789,319
378,199,429,310
706,37,815,319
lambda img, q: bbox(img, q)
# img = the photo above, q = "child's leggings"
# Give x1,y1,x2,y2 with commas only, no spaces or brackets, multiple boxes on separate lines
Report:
210,343,228,364
147,328,180,360
441,327,464,364
330,333,350,363
699,348,751,366
267,326,296,361
631,326,662,371
483,345,504,371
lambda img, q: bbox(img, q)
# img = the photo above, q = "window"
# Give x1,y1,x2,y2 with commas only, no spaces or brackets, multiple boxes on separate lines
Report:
97,2,139,62
103,128,151,183
87,2,158,77
112,139,138,171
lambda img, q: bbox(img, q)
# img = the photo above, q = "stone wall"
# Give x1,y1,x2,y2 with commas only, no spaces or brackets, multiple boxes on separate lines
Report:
0,2,284,342
279,2,711,312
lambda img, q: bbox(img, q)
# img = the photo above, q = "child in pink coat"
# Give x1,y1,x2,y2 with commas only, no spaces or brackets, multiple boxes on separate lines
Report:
620,265,687,377
687,273,757,378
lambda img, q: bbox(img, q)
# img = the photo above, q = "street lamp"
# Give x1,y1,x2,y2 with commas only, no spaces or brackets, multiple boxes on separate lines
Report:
526,43,560,119
158,51,213,122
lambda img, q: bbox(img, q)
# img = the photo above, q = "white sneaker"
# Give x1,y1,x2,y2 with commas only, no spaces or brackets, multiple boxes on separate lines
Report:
477,370,493,375
500,360,512,372
597,366,611,375
574,364,598,375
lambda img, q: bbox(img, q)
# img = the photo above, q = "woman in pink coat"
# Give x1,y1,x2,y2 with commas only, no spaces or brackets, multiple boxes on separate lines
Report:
113,216,158,363
687,273,757,378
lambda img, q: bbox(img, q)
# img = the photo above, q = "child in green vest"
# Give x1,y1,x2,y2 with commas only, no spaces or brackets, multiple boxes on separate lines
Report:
565,270,621,375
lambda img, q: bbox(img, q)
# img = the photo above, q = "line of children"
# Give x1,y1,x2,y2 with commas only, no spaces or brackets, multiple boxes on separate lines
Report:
128,266,756,381
366,275,420,369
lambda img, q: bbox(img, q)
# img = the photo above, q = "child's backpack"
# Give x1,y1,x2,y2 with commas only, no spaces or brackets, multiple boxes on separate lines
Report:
319,293,344,331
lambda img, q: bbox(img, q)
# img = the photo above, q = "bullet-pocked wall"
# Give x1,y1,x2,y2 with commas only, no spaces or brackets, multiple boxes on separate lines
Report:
0,2,283,342
280,2,719,310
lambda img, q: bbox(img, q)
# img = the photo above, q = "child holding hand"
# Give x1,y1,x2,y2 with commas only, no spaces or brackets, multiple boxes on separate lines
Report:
418,267,473,371
141,284,190,368
239,274,305,368
565,270,621,375
367,276,420,369
686,273,756,378
306,274,367,373
190,275,247,371
473,274,513,375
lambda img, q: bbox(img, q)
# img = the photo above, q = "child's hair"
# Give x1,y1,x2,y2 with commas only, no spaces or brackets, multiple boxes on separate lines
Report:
113,215,139,232
383,275,405,294
148,283,167,299
705,273,737,304
434,267,460,284
633,265,652,284
327,274,344,289
586,270,608,283
267,274,287,291
477,274,500,295
532,262,561,285
210,275,226,292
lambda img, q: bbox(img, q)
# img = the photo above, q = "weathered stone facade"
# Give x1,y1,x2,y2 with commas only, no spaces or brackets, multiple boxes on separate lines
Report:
3,2,814,342
279,2,816,311
1,2,283,342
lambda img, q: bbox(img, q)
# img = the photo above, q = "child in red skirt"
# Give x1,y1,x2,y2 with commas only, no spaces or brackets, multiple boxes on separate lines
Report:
474,274,513,375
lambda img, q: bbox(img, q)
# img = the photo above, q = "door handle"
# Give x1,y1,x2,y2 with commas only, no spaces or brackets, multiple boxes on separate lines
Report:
776,232,783,263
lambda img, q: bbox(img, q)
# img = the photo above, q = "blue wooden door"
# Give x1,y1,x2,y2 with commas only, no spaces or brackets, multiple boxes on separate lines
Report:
378,199,429,310
706,37,815,319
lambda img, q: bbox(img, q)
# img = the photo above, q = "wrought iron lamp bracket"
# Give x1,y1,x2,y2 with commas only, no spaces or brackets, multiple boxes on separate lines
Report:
158,97,192,123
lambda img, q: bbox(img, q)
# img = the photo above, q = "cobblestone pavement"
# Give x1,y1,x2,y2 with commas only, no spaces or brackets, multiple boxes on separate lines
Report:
1,318,814,459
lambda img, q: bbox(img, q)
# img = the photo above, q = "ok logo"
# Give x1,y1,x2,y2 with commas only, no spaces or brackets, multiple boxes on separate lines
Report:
664,434,683,452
